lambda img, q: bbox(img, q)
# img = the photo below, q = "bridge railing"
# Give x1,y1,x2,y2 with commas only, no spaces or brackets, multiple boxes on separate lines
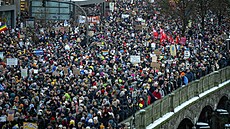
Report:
119,66,230,128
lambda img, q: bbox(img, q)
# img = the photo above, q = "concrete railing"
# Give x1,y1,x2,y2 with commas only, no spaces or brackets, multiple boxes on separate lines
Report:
120,66,230,128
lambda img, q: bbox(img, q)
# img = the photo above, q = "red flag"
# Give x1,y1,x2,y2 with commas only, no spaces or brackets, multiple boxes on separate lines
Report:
175,35,180,44
160,28,167,43
169,35,174,44
152,27,158,38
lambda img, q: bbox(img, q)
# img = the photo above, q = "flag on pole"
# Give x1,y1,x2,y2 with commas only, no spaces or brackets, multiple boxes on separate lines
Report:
0,24,7,32
152,27,158,39
160,28,167,43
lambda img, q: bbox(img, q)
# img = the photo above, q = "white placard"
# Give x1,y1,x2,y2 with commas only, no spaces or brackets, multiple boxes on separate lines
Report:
65,44,70,50
0,116,6,122
7,58,18,66
78,15,86,23
0,52,3,59
21,69,28,78
109,2,115,12
130,56,141,63
151,43,156,49
34,69,38,74
184,50,190,59
152,56,157,62
121,14,129,19
137,17,143,21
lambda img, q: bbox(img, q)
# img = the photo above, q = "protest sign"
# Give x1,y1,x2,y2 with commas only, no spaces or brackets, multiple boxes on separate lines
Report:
130,55,141,63
102,50,109,55
33,69,38,74
7,110,15,121
180,37,186,45
121,14,129,19
63,67,68,75
52,71,59,76
152,56,157,62
7,58,18,66
88,31,94,37
0,52,3,59
21,69,28,78
135,25,142,30
72,67,80,75
151,62,161,69
23,122,38,129
0,116,6,122
33,50,43,56
170,45,177,57
88,16,100,24
154,50,161,56
184,50,190,59
109,2,115,12
151,43,156,49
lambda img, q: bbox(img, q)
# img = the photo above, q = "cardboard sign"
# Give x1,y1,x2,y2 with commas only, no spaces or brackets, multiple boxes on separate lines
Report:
152,56,158,62
63,67,68,75
135,25,142,30
154,50,161,56
151,62,161,69
7,58,18,66
73,67,80,75
23,122,38,129
7,110,15,121
88,31,94,37
52,71,59,76
130,55,141,63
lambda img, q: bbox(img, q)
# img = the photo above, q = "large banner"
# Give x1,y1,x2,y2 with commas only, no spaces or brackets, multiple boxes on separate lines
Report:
7,58,18,66
78,16,100,24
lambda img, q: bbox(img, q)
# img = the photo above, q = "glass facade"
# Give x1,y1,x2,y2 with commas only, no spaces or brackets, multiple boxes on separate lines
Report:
31,1,71,21
0,0,18,27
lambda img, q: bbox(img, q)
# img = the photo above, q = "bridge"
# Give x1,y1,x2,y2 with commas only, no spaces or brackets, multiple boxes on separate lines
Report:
120,66,230,129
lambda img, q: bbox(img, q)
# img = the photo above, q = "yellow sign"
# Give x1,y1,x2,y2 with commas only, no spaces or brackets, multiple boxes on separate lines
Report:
23,122,38,129
170,45,177,57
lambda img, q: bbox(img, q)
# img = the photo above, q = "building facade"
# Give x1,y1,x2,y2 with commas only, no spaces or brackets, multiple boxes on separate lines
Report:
0,0,21,27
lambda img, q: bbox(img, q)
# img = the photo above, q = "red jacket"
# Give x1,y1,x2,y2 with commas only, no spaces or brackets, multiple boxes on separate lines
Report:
153,91,162,99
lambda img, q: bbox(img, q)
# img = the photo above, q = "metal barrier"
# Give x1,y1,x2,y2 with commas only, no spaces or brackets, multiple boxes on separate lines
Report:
119,66,230,128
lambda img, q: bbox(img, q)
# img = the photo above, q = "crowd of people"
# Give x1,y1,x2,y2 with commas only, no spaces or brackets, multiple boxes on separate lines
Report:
0,0,229,129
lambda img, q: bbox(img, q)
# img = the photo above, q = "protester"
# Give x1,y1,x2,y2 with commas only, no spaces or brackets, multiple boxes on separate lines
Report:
0,0,229,128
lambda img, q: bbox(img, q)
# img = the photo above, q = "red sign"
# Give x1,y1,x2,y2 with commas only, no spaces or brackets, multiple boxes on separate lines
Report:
180,37,186,45
88,16,100,24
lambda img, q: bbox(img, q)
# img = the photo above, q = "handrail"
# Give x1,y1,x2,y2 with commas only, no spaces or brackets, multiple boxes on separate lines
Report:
119,66,230,128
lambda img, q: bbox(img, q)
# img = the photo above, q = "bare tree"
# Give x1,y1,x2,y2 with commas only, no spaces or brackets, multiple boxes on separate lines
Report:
158,0,196,35
210,0,230,25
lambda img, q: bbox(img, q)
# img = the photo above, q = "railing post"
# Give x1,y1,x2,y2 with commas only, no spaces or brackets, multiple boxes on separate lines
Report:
139,109,146,129
169,93,175,112
194,80,199,97
213,71,220,87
